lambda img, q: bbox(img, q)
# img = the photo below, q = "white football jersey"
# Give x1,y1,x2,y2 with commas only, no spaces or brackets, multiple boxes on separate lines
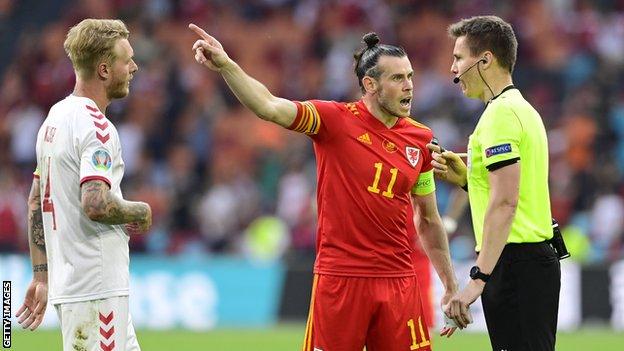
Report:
35,95,129,305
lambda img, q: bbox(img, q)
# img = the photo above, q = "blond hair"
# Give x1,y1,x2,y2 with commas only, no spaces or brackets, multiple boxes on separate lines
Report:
64,19,129,79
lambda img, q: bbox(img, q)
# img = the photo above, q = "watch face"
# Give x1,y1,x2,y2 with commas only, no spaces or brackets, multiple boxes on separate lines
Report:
470,266,479,278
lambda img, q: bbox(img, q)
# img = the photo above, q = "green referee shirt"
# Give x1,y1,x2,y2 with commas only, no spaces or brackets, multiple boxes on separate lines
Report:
467,87,552,251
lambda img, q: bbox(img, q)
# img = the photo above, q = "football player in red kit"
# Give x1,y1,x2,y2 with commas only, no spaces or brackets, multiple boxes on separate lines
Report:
190,24,459,351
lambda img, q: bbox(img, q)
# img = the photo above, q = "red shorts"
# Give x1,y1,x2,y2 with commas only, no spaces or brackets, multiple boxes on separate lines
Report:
302,274,432,351
413,255,433,327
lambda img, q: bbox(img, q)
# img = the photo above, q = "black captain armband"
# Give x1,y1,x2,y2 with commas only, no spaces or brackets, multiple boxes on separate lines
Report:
486,157,520,172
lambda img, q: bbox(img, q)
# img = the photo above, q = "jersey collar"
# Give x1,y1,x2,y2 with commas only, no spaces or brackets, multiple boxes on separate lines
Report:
488,85,517,104
356,100,405,130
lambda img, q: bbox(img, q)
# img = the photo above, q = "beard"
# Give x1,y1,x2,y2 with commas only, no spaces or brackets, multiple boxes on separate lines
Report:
377,89,404,118
107,76,130,99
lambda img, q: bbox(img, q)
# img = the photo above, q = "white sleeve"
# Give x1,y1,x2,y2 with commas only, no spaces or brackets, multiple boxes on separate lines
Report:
78,117,116,187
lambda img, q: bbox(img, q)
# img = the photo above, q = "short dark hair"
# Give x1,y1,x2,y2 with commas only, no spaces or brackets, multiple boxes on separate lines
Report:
448,15,518,73
353,32,407,93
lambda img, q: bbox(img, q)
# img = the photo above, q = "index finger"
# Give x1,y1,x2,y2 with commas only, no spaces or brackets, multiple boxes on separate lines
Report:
451,301,467,329
189,23,212,40
30,314,44,331
459,302,471,327
426,143,441,153
31,299,46,315
440,326,456,338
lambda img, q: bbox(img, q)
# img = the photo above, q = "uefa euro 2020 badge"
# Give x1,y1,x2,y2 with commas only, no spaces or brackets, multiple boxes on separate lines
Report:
92,148,112,171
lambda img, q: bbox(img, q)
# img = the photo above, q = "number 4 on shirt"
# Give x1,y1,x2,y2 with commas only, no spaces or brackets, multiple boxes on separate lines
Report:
42,157,57,230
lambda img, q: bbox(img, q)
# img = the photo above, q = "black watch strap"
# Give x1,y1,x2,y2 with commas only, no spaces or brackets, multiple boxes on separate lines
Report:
470,265,490,282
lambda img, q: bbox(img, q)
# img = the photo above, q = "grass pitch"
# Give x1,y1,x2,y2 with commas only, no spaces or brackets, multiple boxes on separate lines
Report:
10,324,623,350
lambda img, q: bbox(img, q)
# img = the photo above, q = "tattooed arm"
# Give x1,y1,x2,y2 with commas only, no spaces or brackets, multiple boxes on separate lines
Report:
80,179,152,232
16,178,48,330
26,178,47,277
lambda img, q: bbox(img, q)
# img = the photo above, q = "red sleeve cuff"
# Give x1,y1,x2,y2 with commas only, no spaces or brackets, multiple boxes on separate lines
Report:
287,101,304,130
80,176,111,188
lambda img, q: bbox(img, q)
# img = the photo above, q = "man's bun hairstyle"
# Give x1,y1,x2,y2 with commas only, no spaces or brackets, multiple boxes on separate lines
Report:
353,32,407,93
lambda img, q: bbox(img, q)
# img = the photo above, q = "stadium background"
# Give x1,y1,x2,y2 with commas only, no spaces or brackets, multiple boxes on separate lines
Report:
0,0,623,350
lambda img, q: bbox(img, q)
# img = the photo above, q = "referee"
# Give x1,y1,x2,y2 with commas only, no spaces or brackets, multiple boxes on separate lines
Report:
428,16,561,351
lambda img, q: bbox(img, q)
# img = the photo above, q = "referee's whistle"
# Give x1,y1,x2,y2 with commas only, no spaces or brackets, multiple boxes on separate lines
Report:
431,138,468,158
430,137,446,152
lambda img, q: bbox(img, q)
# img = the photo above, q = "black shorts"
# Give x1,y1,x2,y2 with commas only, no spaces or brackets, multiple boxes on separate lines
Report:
481,241,561,351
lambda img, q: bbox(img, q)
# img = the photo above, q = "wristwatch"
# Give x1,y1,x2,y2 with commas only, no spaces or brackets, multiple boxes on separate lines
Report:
469,266,490,283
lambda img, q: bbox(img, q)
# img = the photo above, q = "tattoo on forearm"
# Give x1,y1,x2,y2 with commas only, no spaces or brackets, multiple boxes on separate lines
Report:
30,208,45,249
33,264,47,272
81,180,148,224
28,180,45,251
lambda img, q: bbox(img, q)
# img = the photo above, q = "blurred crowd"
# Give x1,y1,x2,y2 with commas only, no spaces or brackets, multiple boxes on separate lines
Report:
1,0,623,263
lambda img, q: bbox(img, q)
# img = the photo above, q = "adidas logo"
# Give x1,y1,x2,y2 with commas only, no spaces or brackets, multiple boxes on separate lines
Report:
357,133,372,145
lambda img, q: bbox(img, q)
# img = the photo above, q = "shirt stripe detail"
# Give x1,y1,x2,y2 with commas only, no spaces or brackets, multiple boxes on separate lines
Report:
293,107,307,132
301,105,313,132
308,107,318,133
302,274,319,351
405,118,431,131
293,101,321,135
486,156,520,172
299,102,313,133
85,105,99,113
80,176,112,188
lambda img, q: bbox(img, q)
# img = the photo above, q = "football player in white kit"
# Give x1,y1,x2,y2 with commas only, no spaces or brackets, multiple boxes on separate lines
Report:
15,19,152,351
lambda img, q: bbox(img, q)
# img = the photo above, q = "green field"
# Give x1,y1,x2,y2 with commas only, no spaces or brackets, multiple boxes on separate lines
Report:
9,324,624,351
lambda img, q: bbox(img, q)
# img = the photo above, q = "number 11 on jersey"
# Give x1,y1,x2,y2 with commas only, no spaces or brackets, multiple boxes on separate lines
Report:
367,162,398,199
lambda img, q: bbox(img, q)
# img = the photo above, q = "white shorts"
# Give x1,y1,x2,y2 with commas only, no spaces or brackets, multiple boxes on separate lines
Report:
55,296,140,351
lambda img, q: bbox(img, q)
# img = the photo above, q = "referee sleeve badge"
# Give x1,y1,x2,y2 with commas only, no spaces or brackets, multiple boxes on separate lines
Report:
485,143,512,158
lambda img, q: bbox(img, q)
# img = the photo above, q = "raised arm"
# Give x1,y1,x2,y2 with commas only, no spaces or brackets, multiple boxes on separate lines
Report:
189,23,297,127
80,179,151,233
16,178,48,331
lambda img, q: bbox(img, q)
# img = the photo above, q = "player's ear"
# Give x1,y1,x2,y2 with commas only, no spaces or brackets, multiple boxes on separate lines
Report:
97,61,110,80
362,76,378,94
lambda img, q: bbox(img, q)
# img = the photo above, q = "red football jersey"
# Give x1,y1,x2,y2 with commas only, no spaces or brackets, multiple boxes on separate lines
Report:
288,100,434,277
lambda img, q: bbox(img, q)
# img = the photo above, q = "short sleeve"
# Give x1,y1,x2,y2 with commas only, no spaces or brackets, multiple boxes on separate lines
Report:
411,170,436,196
287,100,344,141
480,104,522,170
420,135,434,173
79,125,115,188
404,118,434,173
421,154,434,173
